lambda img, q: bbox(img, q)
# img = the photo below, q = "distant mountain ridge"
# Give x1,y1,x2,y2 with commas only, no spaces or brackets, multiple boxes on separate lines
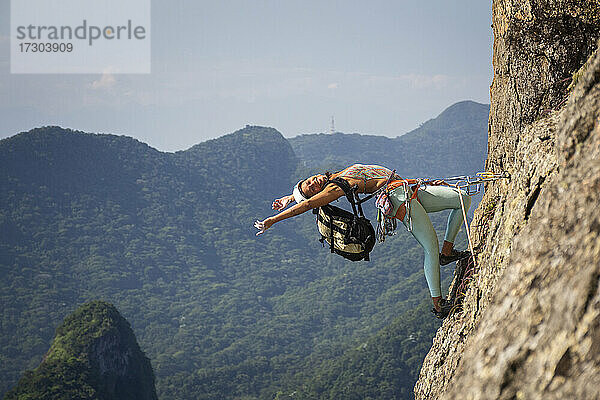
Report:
289,100,489,177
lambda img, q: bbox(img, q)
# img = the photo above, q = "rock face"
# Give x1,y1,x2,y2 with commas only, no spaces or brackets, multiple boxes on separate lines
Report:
4,301,158,400
415,1,600,399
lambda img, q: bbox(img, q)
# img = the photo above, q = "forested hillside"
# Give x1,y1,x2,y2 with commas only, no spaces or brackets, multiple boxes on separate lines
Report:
4,301,157,400
1,106,487,399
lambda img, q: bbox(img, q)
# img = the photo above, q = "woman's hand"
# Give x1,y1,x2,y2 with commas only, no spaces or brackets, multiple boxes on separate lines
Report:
254,218,274,236
272,195,293,211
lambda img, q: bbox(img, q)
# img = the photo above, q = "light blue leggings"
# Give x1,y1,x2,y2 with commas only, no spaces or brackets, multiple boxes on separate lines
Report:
389,185,471,297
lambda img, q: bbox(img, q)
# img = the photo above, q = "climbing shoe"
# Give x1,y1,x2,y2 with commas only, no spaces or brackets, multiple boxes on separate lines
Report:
439,249,471,266
431,298,453,320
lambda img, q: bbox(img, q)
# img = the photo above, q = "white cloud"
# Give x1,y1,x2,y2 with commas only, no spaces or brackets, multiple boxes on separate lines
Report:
90,69,116,89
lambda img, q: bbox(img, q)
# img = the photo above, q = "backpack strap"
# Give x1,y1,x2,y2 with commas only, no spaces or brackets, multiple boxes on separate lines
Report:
326,177,362,217
329,210,335,253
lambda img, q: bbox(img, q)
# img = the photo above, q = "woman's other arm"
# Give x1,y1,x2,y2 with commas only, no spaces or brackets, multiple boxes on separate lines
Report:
272,194,294,211
255,185,343,235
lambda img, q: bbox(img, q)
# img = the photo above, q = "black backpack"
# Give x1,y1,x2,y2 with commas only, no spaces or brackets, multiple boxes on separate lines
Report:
313,177,376,261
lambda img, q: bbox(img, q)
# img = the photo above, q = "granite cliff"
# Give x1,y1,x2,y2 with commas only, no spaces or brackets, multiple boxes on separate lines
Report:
415,1,600,399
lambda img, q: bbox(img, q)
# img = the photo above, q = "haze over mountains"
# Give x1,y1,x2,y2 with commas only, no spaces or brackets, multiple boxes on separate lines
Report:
0,100,488,399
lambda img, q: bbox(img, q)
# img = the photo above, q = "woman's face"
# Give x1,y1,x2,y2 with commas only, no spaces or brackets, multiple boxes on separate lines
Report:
301,174,327,198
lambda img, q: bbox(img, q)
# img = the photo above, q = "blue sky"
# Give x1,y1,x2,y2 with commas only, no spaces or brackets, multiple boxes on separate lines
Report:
0,0,492,151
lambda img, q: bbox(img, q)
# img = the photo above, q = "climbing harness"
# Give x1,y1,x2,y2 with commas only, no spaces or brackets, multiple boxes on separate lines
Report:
376,210,397,243
372,171,509,243
373,170,400,242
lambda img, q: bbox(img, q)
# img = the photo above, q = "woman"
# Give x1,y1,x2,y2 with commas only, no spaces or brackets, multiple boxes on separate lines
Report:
254,164,471,318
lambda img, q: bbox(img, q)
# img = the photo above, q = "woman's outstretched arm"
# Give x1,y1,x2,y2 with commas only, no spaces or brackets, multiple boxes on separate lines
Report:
255,184,343,235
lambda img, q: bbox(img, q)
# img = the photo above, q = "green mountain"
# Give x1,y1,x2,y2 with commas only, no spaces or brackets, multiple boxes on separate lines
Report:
294,301,439,400
289,100,489,178
4,301,157,400
0,104,486,400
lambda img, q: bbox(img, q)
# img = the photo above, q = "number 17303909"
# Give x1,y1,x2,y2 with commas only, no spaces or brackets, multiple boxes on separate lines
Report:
19,42,73,52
